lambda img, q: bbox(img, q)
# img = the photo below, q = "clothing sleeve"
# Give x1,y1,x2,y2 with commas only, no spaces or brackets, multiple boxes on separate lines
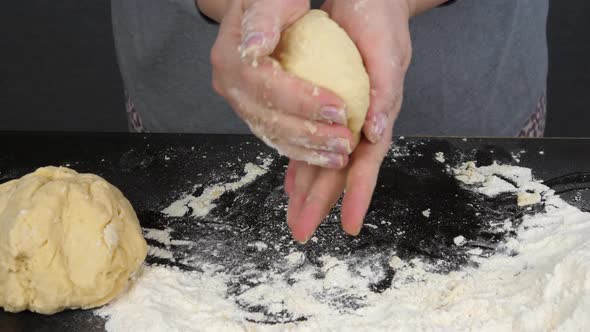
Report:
172,0,216,23
173,0,200,15
440,0,458,6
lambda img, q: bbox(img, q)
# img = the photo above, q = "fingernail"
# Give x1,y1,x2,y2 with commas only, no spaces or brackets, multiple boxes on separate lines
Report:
370,113,387,142
320,106,347,125
352,224,363,236
345,223,362,237
327,138,352,154
241,32,265,52
298,236,309,245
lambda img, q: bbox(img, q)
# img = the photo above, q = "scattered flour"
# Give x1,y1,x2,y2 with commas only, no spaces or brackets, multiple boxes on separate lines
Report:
466,248,483,256
144,228,194,248
284,251,305,266
453,235,466,246
422,209,431,218
434,152,446,163
147,246,174,261
517,191,542,207
97,161,590,331
162,158,272,218
248,241,268,251
453,161,548,197
144,228,173,247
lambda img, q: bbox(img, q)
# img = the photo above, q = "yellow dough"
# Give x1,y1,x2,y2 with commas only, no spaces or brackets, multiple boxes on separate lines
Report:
274,9,370,143
0,167,147,314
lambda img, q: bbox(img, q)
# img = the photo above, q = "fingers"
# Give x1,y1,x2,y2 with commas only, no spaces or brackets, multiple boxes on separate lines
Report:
287,164,318,231
213,0,356,168
240,0,310,62
320,0,334,12
272,142,349,169
284,131,392,242
227,88,352,158
361,39,408,143
363,85,403,144
326,1,412,143
288,167,346,243
244,59,348,126
358,19,411,143
284,159,299,196
341,120,394,235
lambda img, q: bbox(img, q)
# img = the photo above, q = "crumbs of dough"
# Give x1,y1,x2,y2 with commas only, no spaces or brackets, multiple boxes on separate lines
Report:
312,86,320,96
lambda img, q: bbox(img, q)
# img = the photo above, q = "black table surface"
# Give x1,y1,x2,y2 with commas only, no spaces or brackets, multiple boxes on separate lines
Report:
1,132,590,331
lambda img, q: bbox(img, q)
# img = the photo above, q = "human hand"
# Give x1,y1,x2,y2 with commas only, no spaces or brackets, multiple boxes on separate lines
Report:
210,0,356,169
286,0,412,243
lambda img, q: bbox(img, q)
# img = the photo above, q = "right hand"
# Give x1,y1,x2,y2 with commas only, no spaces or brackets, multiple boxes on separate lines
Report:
210,0,355,169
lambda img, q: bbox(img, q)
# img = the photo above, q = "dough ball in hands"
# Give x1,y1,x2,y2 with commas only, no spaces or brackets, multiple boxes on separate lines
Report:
273,9,370,144
0,167,147,314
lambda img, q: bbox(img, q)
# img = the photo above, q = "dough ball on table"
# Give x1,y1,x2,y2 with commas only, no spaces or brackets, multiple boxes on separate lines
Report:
273,9,370,144
0,167,147,314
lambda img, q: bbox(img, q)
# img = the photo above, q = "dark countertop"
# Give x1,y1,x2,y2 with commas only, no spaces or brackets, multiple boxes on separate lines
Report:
1,132,589,331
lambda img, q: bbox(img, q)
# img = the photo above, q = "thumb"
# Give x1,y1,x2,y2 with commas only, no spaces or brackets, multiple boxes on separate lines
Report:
240,0,310,63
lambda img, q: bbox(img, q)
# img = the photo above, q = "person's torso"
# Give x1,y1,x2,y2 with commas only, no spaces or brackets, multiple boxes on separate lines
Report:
111,0,548,136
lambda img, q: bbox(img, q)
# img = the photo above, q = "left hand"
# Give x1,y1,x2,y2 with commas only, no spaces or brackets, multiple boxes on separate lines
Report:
285,0,413,243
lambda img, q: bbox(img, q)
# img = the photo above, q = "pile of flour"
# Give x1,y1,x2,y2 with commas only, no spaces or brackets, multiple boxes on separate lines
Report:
96,159,590,331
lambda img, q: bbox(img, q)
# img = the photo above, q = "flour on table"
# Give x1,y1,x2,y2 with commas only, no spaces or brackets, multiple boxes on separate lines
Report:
98,161,590,331
146,246,174,261
248,241,268,251
162,158,272,218
453,161,548,197
144,228,173,247
517,191,542,206
453,235,466,246
144,228,194,256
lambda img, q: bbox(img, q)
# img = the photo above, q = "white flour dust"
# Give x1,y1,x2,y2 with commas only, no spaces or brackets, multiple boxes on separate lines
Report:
162,158,272,218
143,228,194,261
146,246,174,261
144,228,173,246
453,161,547,198
97,160,590,331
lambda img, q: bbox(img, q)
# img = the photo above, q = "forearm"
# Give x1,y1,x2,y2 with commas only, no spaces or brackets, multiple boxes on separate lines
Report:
196,0,231,22
408,0,450,17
